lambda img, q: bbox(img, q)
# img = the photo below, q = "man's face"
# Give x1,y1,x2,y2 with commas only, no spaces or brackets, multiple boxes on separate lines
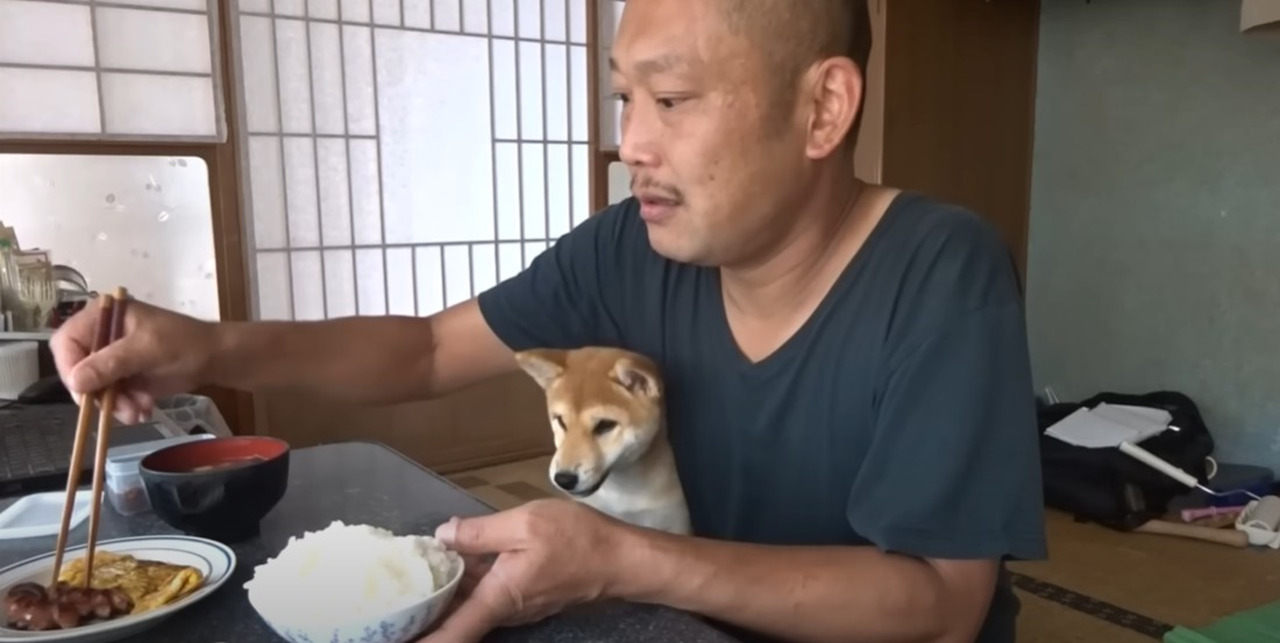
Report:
611,0,813,267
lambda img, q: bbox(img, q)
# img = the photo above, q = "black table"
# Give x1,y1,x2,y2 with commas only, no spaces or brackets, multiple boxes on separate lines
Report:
0,441,740,642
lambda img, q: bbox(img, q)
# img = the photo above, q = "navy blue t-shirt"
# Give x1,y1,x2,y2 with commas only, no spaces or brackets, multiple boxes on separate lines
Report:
476,192,1048,642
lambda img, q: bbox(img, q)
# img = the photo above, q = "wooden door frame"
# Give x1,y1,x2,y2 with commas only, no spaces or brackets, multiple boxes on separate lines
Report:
0,0,255,435
587,0,619,213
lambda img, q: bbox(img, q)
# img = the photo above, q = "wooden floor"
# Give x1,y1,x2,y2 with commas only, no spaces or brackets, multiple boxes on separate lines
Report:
449,457,1280,642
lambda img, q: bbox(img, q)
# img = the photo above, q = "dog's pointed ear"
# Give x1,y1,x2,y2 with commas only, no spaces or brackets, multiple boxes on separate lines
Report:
514,349,567,389
611,358,661,399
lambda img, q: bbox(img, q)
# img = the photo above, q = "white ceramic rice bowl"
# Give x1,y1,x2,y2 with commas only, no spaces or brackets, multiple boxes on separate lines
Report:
246,553,464,643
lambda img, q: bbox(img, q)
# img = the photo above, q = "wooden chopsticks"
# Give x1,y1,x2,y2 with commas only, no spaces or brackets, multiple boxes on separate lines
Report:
50,287,129,587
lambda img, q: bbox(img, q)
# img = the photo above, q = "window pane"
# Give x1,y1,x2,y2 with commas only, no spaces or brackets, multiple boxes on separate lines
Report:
0,0,95,67
491,0,515,37
238,15,281,133
248,136,287,249
275,18,314,134
518,41,544,140
282,136,320,247
0,68,100,135
290,250,326,320
433,0,461,32
96,7,212,74
256,252,292,320
316,138,353,246
101,73,217,137
543,0,567,42
112,0,207,9
371,0,400,26
462,0,488,35
0,153,220,322
545,44,569,141
310,22,346,136
322,249,356,318
375,29,494,244
355,248,386,315
442,246,472,307
385,247,415,315
414,246,444,316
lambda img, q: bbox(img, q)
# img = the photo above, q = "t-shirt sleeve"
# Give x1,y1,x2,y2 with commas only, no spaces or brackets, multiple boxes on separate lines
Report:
475,201,633,351
846,213,1048,562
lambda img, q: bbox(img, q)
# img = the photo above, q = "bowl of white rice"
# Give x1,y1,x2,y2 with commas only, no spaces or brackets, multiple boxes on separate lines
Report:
244,520,464,643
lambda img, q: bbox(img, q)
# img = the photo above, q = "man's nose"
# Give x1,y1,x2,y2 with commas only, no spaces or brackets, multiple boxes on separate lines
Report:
617,103,659,169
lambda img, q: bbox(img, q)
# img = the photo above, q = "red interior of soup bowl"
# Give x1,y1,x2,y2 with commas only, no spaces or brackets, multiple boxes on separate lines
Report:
142,436,289,474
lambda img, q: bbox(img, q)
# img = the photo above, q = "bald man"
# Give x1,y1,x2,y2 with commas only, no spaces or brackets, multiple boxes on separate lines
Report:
53,0,1047,641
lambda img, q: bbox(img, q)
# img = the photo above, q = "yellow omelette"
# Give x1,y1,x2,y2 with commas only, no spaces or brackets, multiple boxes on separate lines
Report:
57,551,205,614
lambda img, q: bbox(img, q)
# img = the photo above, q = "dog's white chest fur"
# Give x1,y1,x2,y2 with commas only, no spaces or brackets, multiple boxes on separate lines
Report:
579,468,691,535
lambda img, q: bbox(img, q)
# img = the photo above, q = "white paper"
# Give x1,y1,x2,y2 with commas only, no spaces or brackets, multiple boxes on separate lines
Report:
1046,404,1171,449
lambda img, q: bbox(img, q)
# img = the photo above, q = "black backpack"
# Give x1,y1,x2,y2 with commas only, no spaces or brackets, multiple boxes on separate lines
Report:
1037,391,1215,530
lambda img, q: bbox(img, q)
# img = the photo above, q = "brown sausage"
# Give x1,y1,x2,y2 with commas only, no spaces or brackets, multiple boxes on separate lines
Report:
21,597,54,631
109,588,134,614
4,582,132,631
89,589,113,619
52,597,82,629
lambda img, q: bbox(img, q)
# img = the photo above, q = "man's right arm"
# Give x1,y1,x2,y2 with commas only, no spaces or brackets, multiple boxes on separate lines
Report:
54,296,516,420
206,299,516,404
55,201,635,419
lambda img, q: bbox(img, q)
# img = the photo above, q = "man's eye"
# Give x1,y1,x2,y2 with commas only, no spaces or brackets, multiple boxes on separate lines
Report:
612,92,631,104
553,415,566,429
657,97,683,110
593,419,618,435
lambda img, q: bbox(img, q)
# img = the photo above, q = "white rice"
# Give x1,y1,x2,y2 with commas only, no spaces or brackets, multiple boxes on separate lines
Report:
244,520,459,626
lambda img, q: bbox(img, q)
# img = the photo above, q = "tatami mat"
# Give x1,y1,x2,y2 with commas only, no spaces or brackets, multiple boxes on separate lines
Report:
1015,590,1163,643
1010,511,1280,631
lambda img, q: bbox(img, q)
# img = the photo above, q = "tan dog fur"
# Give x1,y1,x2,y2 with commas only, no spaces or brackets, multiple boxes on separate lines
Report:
514,346,692,535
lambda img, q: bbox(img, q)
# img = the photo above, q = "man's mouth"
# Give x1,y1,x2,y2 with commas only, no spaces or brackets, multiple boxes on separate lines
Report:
567,471,610,498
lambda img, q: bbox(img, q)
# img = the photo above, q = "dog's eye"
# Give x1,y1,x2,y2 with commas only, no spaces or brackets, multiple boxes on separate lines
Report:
553,415,566,430
593,419,618,435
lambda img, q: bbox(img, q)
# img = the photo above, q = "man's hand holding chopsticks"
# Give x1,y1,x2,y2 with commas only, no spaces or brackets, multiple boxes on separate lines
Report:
50,296,219,424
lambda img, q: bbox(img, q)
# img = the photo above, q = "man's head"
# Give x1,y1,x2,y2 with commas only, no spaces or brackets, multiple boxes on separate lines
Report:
612,0,872,266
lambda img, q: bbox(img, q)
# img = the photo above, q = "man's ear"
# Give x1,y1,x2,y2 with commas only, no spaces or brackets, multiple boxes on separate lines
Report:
514,349,567,389
611,358,661,399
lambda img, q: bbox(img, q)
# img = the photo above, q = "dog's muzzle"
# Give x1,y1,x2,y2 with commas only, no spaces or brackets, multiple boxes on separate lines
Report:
554,470,610,497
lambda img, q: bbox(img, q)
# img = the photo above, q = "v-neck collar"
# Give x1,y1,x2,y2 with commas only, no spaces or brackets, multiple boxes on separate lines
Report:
705,191,917,374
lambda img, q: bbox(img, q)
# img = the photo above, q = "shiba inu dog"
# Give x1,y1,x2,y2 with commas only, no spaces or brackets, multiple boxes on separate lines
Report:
514,346,692,535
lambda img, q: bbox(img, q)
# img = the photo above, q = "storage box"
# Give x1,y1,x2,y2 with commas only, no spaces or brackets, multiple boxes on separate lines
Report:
104,433,215,515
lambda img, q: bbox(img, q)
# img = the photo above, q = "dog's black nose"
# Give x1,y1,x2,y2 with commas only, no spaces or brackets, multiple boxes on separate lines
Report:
553,472,579,491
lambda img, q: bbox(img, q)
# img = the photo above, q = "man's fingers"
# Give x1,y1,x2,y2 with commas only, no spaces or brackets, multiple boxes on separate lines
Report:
416,587,507,643
50,322,92,393
66,335,148,395
436,513,525,555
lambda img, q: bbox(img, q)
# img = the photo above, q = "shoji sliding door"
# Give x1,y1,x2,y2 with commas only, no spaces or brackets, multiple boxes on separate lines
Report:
231,0,592,323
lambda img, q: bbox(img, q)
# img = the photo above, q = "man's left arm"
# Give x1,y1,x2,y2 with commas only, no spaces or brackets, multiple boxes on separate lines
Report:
609,529,998,643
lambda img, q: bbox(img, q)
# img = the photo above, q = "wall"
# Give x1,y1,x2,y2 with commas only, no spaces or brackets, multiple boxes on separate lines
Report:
0,153,221,321
1027,0,1280,469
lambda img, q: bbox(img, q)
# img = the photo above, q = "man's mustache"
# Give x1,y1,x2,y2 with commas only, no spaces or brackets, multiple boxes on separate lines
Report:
630,177,684,203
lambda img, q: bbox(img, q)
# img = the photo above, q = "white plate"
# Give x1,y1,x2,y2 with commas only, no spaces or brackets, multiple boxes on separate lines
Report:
0,535,236,643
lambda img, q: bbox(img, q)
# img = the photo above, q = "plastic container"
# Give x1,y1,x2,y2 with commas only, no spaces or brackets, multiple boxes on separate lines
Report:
153,394,233,438
104,433,215,515
0,340,38,399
